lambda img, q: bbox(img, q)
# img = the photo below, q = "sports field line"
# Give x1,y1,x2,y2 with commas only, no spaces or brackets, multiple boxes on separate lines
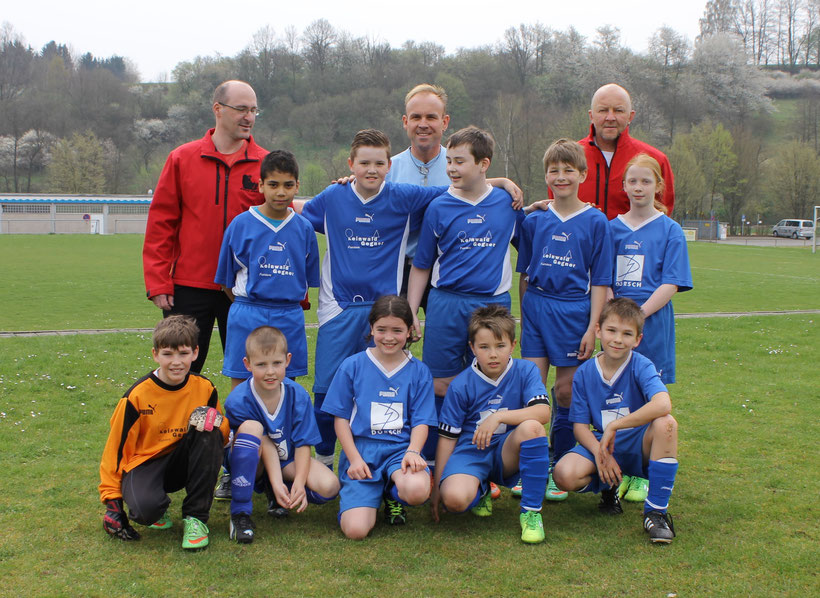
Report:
2,310,817,338
692,266,819,282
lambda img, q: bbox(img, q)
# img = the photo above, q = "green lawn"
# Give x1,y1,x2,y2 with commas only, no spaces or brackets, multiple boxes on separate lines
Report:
0,234,818,596
0,315,816,596
0,235,817,332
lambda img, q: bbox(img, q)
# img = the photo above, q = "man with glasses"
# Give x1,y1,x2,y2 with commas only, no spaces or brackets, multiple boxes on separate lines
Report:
143,80,268,374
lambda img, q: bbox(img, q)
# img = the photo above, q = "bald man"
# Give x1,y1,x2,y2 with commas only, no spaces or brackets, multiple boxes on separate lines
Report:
578,83,674,219
143,80,268,373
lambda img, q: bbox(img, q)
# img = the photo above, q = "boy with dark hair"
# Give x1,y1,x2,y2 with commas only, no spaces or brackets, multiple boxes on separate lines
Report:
298,129,522,471
516,138,614,500
216,149,320,389
223,326,339,543
408,126,530,477
552,298,680,543
433,305,551,544
99,315,229,550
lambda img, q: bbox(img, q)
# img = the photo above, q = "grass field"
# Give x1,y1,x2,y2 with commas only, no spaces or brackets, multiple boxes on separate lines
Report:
0,235,817,331
0,235,818,597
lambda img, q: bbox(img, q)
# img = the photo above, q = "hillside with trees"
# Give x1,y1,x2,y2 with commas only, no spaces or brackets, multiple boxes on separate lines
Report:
3,0,820,230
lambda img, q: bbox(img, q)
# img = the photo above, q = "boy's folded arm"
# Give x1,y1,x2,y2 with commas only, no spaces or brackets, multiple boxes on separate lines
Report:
496,403,550,427
607,392,672,433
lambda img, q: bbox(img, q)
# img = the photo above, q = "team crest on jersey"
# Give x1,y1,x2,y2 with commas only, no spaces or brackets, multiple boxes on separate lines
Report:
467,213,486,224
258,255,294,277
371,402,404,435
345,227,383,249
616,254,644,287
541,247,574,268
456,229,495,250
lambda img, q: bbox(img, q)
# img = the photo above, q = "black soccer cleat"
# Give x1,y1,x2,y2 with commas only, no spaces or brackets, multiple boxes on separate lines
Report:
214,472,232,501
383,496,407,525
644,510,676,544
229,512,255,544
598,486,623,515
267,499,290,519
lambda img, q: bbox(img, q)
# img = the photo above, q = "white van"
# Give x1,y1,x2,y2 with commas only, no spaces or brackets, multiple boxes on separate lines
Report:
771,219,814,239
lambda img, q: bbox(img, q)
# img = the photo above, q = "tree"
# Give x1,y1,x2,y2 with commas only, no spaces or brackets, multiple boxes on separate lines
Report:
667,134,708,221
699,0,737,38
302,19,336,76
692,33,772,125
766,140,820,218
49,131,106,193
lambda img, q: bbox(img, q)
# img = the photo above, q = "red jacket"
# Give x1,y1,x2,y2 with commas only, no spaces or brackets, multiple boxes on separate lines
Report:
577,125,675,220
143,130,267,297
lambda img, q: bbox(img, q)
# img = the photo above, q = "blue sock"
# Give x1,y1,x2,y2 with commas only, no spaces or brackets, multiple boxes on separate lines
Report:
229,433,261,515
306,488,337,504
519,436,549,512
388,482,410,506
313,392,336,457
645,458,678,514
552,405,574,463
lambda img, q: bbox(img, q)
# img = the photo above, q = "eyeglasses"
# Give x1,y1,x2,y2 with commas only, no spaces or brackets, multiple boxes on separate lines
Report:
217,102,261,117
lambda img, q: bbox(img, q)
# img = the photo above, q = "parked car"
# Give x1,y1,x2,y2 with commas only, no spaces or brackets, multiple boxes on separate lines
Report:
771,219,814,239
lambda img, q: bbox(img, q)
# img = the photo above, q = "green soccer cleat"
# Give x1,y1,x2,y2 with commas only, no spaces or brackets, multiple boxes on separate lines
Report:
519,510,545,544
149,511,172,530
545,472,568,502
624,476,649,502
181,516,209,550
471,490,493,517
617,475,631,499
511,479,523,497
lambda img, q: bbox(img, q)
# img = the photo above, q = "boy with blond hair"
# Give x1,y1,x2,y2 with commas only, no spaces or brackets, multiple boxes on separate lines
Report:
223,326,339,543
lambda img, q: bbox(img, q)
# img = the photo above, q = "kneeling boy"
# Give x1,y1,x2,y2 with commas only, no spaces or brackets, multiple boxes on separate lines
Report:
224,326,339,543
99,315,230,550
552,298,679,543
433,305,551,544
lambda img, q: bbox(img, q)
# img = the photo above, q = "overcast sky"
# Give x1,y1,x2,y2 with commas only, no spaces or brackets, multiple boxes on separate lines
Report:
5,1,707,82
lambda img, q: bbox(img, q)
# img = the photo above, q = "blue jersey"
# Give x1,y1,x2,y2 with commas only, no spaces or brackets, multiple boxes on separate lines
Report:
224,377,322,463
414,187,524,295
215,208,320,304
301,181,446,324
569,351,668,440
439,358,549,440
516,204,613,299
321,349,437,445
610,213,693,301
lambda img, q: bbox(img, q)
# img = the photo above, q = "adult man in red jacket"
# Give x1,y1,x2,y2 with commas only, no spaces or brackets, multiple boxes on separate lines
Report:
578,83,674,219
143,80,267,373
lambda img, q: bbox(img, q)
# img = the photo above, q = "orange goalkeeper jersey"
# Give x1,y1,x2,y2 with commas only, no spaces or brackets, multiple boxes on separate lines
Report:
99,371,230,502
